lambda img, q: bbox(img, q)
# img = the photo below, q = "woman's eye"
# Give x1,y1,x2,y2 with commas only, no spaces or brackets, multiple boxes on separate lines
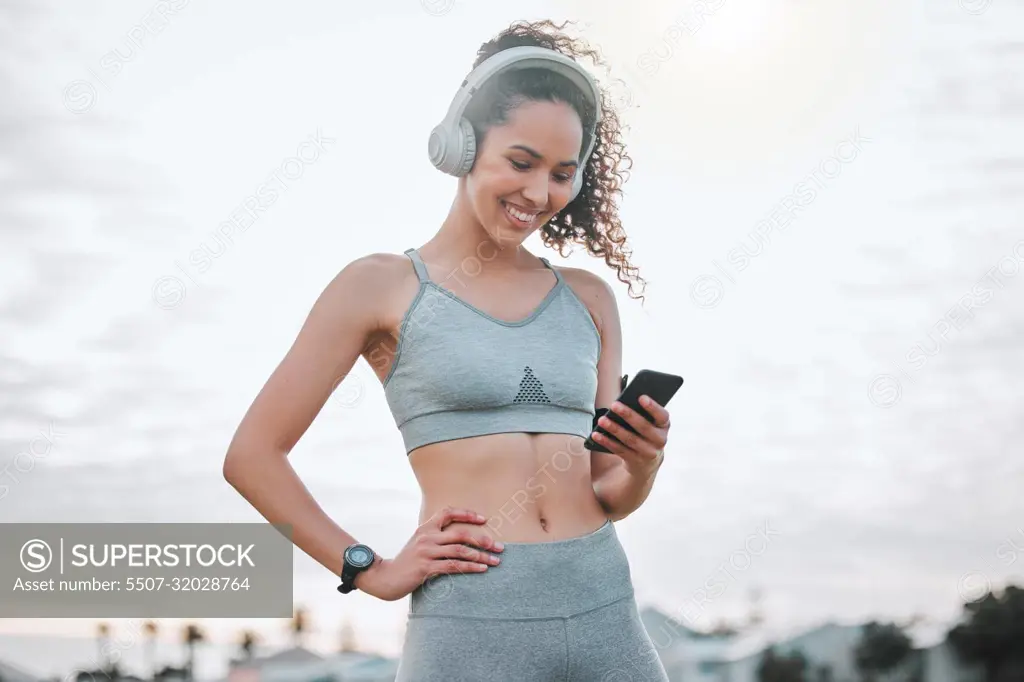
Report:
509,158,571,183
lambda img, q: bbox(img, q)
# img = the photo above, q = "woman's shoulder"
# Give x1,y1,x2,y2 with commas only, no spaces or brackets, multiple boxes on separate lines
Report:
309,251,425,336
548,261,618,330
331,251,418,284
320,251,422,305
551,263,615,304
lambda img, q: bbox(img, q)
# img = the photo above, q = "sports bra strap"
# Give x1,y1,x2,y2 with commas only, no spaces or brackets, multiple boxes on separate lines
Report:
404,248,432,283
539,257,562,283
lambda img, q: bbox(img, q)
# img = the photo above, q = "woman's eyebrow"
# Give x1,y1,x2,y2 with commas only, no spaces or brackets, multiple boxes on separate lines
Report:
508,144,579,167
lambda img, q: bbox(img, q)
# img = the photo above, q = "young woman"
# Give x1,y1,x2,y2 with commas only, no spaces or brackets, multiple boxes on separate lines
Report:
223,20,672,681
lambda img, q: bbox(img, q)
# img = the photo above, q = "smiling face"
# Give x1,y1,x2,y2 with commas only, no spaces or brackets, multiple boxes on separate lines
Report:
462,98,584,245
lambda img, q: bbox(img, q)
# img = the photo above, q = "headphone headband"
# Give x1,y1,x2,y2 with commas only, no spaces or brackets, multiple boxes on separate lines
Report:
428,46,602,200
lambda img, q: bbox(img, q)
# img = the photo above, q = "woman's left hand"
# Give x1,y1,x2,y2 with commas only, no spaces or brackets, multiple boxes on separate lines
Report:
592,395,671,476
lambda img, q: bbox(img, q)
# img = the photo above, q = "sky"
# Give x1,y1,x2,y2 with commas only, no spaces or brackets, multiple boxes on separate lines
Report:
1,0,1023,675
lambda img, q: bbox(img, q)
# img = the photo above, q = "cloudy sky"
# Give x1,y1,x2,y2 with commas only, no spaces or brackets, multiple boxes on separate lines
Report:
1,0,1022,672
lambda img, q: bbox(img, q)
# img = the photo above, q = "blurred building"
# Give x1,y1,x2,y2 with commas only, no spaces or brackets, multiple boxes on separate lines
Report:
286,654,399,682
712,620,985,682
640,607,736,682
722,622,865,682
0,659,40,682
227,647,323,682
222,647,397,682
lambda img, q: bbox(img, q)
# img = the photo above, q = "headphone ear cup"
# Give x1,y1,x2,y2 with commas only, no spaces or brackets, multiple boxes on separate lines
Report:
428,124,449,172
453,117,477,176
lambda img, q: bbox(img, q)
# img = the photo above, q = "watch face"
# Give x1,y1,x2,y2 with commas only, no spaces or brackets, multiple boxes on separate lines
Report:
346,545,374,568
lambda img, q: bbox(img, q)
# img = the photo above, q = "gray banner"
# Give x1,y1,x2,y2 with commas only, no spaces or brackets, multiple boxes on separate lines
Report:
0,523,294,617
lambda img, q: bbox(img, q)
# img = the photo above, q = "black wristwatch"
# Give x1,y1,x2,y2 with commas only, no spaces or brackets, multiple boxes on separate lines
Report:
337,543,376,594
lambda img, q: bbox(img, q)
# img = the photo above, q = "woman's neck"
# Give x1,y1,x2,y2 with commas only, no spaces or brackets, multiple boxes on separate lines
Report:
423,194,533,272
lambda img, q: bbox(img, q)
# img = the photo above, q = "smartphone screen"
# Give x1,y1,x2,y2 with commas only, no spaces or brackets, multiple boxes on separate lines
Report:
608,370,683,434
585,370,683,452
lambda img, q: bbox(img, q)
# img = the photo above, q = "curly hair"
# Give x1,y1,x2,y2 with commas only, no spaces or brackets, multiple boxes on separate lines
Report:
465,19,646,302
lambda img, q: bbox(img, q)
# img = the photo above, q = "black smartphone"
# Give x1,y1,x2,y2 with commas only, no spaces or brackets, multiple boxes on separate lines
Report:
584,369,684,454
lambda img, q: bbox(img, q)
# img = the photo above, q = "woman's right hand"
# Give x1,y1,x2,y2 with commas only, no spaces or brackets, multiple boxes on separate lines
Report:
355,507,505,602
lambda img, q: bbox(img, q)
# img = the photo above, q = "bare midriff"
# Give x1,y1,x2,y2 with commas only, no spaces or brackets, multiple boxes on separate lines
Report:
367,264,610,544
409,432,610,543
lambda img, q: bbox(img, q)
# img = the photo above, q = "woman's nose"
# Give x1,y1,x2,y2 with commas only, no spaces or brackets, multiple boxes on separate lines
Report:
521,173,548,206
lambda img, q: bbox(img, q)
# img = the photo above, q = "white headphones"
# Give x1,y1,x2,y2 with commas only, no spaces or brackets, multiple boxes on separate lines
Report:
427,46,603,201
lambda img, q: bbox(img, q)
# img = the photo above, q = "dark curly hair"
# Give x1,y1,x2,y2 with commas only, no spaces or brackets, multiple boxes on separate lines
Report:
465,19,646,302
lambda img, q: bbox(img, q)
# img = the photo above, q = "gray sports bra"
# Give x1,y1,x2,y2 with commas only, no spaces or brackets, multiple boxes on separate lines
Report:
382,248,601,454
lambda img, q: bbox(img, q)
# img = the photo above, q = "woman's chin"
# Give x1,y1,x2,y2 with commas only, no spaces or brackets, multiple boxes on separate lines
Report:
487,217,532,243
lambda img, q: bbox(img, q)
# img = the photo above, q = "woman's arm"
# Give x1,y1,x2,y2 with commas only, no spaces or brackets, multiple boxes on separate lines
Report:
592,452,663,522
567,270,663,522
222,254,396,584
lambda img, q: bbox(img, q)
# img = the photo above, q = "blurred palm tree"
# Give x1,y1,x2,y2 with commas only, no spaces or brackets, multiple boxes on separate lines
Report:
238,629,259,661
143,621,159,681
339,619,358,653
181,624,206,681
96,622,111,674
290,607,309,648
710,619,739,636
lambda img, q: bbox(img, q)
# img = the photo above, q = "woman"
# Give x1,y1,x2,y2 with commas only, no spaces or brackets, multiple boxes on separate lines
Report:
223,19,672,681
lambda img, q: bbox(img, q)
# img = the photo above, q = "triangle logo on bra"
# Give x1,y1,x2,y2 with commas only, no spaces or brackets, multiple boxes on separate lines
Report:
513,366,550,404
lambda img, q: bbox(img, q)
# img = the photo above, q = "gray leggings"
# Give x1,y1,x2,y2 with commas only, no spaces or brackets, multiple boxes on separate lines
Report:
395,519,669,681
